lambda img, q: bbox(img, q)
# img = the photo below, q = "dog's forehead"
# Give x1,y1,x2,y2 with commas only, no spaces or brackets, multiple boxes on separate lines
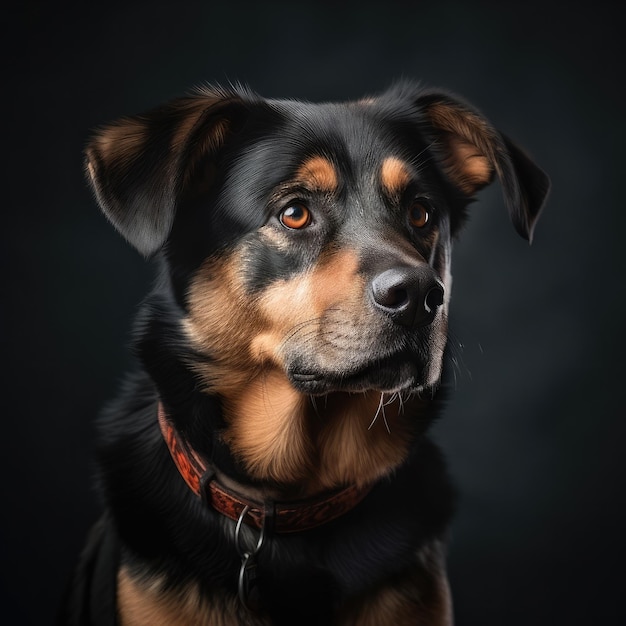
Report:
232,100,420,200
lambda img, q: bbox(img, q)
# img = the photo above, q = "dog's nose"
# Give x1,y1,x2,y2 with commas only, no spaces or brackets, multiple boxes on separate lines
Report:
370,267,445,327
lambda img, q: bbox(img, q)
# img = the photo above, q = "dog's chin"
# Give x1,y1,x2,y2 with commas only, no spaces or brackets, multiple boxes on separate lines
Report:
288,356,432,396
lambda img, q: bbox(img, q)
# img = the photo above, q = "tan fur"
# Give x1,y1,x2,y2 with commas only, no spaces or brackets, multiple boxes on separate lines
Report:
88,117,150,168
224,384,418,492
313,391,419,489
380,157,412,198
185,248,365,394
295,156,339,193
426,102,499,194
86,95,235,196
117,567,269,626
249,248,363,370
222,369,314,485
438,134,493,195
184,256,264,396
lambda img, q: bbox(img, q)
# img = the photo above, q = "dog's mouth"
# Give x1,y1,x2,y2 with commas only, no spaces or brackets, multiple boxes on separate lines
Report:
288,352,426,395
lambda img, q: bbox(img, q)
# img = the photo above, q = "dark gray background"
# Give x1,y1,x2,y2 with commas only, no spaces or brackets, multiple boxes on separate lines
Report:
5,1,625,624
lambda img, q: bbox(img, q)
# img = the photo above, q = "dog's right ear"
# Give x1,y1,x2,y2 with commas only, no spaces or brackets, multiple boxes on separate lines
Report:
85,86,252,256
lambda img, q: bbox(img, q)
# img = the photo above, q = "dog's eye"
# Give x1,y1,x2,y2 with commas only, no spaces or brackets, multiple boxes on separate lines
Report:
279,204,312,230
408,200,430,228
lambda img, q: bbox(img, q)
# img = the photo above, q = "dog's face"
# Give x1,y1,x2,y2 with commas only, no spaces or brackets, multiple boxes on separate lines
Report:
181,105,455,400
86,83,548,486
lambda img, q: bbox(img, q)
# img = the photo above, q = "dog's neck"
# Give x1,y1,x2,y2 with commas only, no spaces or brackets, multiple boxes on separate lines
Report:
158,402,374,533
215,369,429,495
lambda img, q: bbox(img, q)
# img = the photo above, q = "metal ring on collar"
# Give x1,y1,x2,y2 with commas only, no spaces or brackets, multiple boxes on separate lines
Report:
235,504,265,558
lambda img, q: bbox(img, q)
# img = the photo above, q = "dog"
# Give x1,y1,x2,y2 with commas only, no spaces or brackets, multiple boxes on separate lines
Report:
60,81,549,625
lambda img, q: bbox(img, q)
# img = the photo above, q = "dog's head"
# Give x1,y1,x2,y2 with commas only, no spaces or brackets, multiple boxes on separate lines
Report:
86,83,549,486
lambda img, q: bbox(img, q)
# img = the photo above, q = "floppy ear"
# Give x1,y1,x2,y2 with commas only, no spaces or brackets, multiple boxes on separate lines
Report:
85,86,252,256
416,90,550,243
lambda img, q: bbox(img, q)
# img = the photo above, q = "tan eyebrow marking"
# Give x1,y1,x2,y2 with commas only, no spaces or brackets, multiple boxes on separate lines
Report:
295,156,339,193
380,157,411,197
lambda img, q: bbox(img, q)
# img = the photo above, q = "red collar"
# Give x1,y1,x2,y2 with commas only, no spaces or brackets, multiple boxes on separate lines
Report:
157,403,372,533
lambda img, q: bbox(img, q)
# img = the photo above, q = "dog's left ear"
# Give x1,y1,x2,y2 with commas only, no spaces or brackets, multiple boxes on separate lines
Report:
416,90,550,243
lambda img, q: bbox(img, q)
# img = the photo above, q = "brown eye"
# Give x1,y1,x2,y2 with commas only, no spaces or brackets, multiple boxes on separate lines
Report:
279,204,311,230
408,201,430,228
